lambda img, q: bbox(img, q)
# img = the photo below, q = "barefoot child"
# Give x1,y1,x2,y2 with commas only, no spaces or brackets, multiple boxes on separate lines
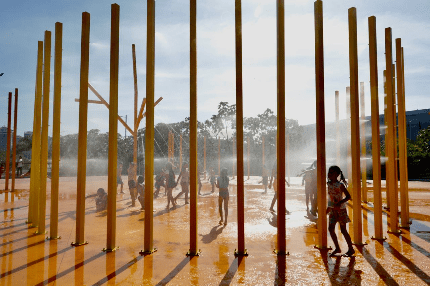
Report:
209,168,216,193
117,163,124,194
128,162,137,206
174,163,190,204
165,162,177,209
326,165,355,257
95,188,108,212
154,168,166,198
269,160,290,214
137,175,145,210
217,168,229,226
261,165,269,193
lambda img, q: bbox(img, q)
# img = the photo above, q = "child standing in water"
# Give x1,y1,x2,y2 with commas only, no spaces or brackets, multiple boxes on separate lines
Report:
269,160,290,214
209,168,216,193
174,163,190,204
326,165,355,257
165,162,177,209
117,163,124,194
217,168,229,226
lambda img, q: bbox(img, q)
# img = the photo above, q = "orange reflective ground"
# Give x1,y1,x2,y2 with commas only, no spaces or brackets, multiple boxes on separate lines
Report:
1,177,430,285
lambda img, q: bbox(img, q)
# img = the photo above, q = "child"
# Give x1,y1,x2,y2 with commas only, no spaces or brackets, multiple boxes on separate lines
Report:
269,160,290,214
95,188,108,212
209,168,216,193
217,168,229,226
128,162,137,205
165,162,177,209
174,163,190,204
137,175,145,210
154,168,166,198
326,165,355,257
117,163,124,194
261,165,269,193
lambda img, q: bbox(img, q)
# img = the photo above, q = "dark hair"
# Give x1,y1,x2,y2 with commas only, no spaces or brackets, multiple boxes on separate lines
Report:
328,165,348,187
221,168,228,177
137,175,144,184
97,188,106,196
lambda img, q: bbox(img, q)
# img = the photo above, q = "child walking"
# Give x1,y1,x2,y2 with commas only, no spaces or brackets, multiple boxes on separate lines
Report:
326,165,355,257
269,160,290,214
165,162,177,209
209,168,216,193
217,168,229,226
174,163,190,205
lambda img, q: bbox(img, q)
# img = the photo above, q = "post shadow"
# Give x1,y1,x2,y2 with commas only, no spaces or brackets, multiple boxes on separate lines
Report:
91,255,144,285
220,256,245,285
155,257,190,286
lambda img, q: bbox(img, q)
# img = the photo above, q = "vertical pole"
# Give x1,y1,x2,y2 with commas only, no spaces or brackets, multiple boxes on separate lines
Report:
204,136,206,179
5,92,12,191
11,89,18,192
392,64,398,189
188,0,199,256
50,22,63,239
142,0,155,254
360,82,367,203
28,41,43,226
276,0,287,255
235,0,246,256
385,28,399,233
348,7,363,245
218,138,220,175
247,136,250,180
346,87,352,188
73,12,90,246
37,30,52,235
383,70,390,209
396,39,408,228
335,90,340,166
106,3,120,252
368,16,384,240
402,47,409,219
315,0,327,249
132,44,138,169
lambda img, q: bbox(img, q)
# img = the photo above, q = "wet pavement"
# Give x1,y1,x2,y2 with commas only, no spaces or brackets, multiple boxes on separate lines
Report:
1,176,430,285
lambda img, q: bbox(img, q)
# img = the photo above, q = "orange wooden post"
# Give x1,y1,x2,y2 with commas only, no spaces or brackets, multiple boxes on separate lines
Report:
385,28,400,234
235,0,247,256
28,41,43,226
106,3,120,252
275,0,287,255
132,44,138,169
314,0,328,249
11,89,18,192
72,12,90,246
188,0,200,256
368,16,384,240
50,22,63,240
142,0,156,255
402,47,410,219
37,30,52,235
360,82,367,203
346,86,352,189
348,7,363,245
5,92,12,191
383,70,390,210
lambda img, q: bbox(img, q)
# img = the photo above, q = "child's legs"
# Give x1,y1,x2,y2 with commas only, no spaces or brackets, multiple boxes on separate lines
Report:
270,193,277,210
340,223,353,248
224,196,229,222
218,196,223,220
305,191,310,210
328,221,340,249
166,188,173,206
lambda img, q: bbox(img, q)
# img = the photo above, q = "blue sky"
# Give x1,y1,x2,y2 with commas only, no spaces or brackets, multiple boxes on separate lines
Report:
1,0,429,136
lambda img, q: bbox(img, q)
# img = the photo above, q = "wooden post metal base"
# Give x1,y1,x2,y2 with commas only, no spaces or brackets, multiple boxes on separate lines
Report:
139,248,157,256
186,249,201,257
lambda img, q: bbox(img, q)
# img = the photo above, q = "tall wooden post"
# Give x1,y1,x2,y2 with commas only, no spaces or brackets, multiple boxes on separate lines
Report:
28,41,43,226
188,0,200,256
5,92,12,191
11,89,18,192
392,64,399,189
368,16,384,240
276,0,287,255
50,22,63,240
72,12,90,246
142,0,156,255
360,82,367,203
247,136,250,180
106,3,120,252
348,7,363,245
346,87,352,187
383,70,390,209
235,0,246,256
385,28,400,234
132,44,138,169
396,39,409,228
402,47,409,219
335,90,340,166
37,30,52,235
204,136,206,179
315,0,327,249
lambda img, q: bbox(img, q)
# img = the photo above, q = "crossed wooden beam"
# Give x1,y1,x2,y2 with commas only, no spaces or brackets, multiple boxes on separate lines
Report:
75,83,163,137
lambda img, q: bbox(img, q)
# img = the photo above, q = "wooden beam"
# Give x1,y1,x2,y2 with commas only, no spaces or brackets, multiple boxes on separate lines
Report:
138,96,162,126
75,98,104,104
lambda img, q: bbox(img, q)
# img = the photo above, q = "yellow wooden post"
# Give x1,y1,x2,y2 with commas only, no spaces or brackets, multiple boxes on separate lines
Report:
235,0,246,256
50,22,63,240
188,0,200,256
392,64,399,191
247,136,250,180
37,30,52,235
11,89,18,192
142,0,156,255
204,136,206,179
105,3,120,252
218,138,220,175
5,92,12,191
132,44,138,170
360,82,367,203
314,0,328,249
28,41,43,226
383,70,390,209
396,39,409,228
402,47,409,219
346,86,352,189
276,0,287,255
335,91,341,166
368,16,384,240
385,28,400,234
348,7,363,245
72,12,90,246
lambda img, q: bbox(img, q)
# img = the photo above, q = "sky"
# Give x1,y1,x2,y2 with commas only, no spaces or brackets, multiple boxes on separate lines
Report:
1,0,429,137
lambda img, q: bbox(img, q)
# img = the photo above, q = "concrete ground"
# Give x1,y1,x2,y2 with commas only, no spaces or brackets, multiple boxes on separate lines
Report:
1,176,430,285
